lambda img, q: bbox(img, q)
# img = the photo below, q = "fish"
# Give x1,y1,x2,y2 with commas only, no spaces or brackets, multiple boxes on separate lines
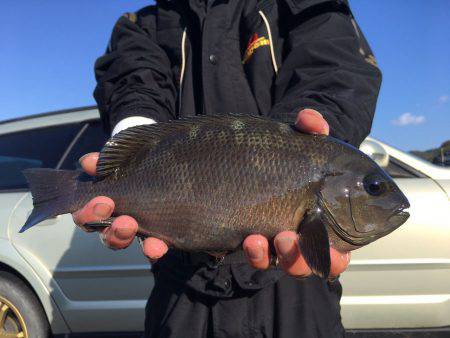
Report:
20,114,410,278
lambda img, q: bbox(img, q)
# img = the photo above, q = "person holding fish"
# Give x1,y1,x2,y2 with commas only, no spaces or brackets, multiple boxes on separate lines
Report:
69,1,384,337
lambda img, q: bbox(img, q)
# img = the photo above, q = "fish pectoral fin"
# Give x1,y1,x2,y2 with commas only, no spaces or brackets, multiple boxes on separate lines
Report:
298,211,331,279
83,217,116,232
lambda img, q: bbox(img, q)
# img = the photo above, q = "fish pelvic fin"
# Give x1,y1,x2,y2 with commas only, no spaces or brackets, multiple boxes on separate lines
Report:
83,217,116,232
298,210,331,279
20,168,82,233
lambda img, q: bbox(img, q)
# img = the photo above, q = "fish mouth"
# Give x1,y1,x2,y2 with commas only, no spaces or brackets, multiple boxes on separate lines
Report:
386,202,410,228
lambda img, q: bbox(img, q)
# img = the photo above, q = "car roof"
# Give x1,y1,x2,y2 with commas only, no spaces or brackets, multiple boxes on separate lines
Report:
0,106,100,135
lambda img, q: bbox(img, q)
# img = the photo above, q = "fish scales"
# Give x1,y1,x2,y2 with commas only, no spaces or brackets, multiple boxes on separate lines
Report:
89,118,327,251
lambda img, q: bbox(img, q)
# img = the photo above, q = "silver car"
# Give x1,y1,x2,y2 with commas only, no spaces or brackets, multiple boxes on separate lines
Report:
0,107,448,337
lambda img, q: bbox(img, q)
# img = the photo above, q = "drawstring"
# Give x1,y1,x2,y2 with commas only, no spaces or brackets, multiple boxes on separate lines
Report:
258,10,278,74
180,28,187,87
179,28,187,114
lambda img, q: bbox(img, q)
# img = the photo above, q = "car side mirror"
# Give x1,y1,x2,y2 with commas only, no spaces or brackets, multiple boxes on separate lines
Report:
359,139,390,168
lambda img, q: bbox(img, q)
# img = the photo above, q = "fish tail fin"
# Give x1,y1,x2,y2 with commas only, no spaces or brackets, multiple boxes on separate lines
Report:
20,168,82,233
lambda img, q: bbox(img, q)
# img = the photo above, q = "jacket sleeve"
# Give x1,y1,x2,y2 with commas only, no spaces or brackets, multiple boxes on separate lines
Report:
269,0,382,146
94,7,176,134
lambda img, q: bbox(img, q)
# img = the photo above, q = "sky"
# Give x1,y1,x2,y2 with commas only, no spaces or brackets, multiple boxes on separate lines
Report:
2,0,449,151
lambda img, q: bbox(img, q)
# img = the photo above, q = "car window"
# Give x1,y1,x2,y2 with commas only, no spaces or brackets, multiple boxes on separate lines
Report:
60,120,109,170
385,157,425,179
0,123,83,190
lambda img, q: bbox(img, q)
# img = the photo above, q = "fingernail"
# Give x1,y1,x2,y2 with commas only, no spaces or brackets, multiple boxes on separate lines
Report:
78,153,90,165
302,109,323,118
245,245,263,260
93,203,112,218
114,226,134,240
275,237,296,261
79,152,98,165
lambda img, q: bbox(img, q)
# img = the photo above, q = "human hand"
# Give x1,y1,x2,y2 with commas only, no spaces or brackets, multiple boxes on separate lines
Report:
243,109,351,279
72,152,168,262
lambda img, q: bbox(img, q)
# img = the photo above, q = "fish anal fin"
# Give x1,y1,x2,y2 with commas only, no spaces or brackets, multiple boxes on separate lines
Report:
298,210,331,279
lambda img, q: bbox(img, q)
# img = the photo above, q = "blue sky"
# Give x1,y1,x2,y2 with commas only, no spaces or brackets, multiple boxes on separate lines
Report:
2,0,449,151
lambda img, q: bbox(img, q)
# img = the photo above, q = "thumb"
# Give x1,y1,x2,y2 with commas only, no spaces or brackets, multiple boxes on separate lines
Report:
79,152,100,176
295,109,329,135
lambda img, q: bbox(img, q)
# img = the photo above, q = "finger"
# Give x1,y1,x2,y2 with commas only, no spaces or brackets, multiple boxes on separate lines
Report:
72,196,114,227
243,234,270,270
274,231,312,277
295,109,329,135
142,237,169,262
102,215,138,250
329,248,351,278
79,152,100,176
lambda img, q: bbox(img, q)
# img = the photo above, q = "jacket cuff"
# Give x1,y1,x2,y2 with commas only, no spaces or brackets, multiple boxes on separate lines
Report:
101,104,172,134
112,116,156,136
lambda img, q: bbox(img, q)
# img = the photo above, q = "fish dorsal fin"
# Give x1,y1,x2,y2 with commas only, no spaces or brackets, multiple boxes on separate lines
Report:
96,124,163,179
96,114,272,179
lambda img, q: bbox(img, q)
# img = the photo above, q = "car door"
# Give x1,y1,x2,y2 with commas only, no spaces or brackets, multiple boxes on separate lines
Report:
9,119,153,333
341,153,450,329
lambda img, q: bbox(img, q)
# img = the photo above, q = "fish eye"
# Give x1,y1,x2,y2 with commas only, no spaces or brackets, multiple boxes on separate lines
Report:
363,174,386,196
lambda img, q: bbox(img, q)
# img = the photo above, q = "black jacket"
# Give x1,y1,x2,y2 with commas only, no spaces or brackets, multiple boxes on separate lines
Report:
93,1,381,337
94,0,381,147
